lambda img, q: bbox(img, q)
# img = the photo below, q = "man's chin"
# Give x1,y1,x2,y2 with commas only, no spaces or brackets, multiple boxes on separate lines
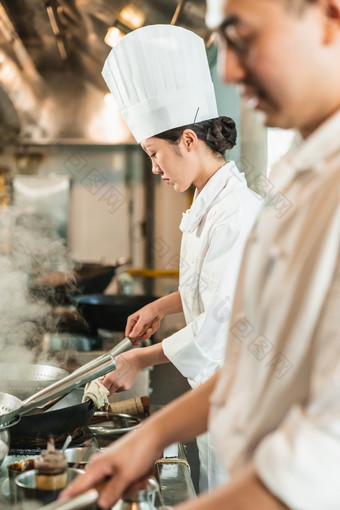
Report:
256,108,294,131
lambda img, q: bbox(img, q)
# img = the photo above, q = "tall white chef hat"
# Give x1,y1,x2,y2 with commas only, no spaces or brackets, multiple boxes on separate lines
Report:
102,24,218,143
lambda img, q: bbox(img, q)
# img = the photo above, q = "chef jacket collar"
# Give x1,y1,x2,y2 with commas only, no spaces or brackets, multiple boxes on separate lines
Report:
270,108,340,189
180,161,245,233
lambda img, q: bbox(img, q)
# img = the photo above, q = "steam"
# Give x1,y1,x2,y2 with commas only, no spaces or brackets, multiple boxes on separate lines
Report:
0,207,74,363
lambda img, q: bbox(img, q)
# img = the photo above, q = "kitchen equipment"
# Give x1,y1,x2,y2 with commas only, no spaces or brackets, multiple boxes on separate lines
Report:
74,294,159,332
36,477,159,510
15,467,84,506
61,436,72,454
112,476,159,510
32,262,124,305
0,337,132,431
155,445,196,507
64,443,99,469
0,429,9,468
7,458,36,504
88,412,141,437
9,389,95,448
33,489,99,510
108,396,150,416
0,364,69,400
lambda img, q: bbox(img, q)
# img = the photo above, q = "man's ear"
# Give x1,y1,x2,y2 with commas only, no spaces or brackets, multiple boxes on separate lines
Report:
320,0,340,44
181,129,198,151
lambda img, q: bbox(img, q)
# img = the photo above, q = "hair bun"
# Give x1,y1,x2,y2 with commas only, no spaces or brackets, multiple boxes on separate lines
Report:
207,116,237,155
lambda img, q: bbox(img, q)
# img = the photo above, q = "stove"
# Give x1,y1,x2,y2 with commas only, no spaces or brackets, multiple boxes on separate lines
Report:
9,427,95,456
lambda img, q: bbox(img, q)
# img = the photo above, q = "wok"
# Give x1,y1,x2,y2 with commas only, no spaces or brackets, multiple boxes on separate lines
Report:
0,337,132,431
74,294,159,332
9,389,94,448
31,260,127,305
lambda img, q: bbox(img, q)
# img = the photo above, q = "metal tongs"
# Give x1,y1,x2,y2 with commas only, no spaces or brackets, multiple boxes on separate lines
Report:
0,337,133,430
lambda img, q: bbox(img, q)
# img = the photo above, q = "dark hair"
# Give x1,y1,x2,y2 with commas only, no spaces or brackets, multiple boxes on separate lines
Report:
155,116,237,156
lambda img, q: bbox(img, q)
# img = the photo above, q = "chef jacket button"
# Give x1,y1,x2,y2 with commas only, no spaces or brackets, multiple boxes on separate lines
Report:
269,244,285,259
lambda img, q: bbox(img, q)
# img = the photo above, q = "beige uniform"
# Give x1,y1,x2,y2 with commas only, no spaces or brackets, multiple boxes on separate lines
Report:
209,110,340,510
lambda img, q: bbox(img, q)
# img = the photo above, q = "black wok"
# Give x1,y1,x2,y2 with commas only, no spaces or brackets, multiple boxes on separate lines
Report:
74,294,159,332
9,389,94,448
31,261,126,305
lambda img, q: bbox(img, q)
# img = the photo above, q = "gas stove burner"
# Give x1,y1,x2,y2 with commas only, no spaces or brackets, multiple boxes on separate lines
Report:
9,427,94,455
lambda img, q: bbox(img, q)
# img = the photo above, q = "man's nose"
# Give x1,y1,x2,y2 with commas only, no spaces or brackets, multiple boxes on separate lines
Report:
218,45,246,84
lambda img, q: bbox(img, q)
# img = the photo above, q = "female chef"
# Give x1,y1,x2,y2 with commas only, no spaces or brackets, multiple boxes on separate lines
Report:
100,24,261,491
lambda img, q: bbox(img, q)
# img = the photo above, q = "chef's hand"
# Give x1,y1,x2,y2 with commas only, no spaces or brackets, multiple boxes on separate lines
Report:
126,292,183,342
125,302,163,342
60,424,162,509
102,350,142,394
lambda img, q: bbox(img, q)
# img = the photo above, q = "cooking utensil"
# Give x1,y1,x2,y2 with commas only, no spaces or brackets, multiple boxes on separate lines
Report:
88,412,141,436
66,440,97,469
0,364,69,400
113,477,159,510
34,489,99,510
9,389,95,447
15,467,84,505
61,435,72,454
37,477,159,510
0,429,9,468
74,294,159,332
7,458,36,504
31,259,128,305
108,396,150,416
71,337,132,376
0,337,132,430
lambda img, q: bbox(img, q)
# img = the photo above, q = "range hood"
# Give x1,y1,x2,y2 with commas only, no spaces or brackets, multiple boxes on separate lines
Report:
0,0,210,146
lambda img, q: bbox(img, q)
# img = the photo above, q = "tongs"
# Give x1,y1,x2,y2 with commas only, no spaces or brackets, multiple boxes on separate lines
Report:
0,337,133,430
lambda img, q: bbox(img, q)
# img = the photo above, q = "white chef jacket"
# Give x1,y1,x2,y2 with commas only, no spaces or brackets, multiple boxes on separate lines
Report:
209,110,340,510
162,161,261,387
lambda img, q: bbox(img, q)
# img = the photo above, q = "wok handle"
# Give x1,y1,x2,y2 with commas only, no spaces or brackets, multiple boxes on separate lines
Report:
20,337,133,412
109,337,133,357
72,337,133,376
20,354,117,414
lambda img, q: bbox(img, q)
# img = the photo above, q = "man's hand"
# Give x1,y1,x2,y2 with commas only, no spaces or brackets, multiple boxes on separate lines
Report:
60,373,217,508
60,424,162,508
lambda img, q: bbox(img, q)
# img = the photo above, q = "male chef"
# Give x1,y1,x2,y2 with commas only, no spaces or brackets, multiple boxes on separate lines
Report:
62,1,340,508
